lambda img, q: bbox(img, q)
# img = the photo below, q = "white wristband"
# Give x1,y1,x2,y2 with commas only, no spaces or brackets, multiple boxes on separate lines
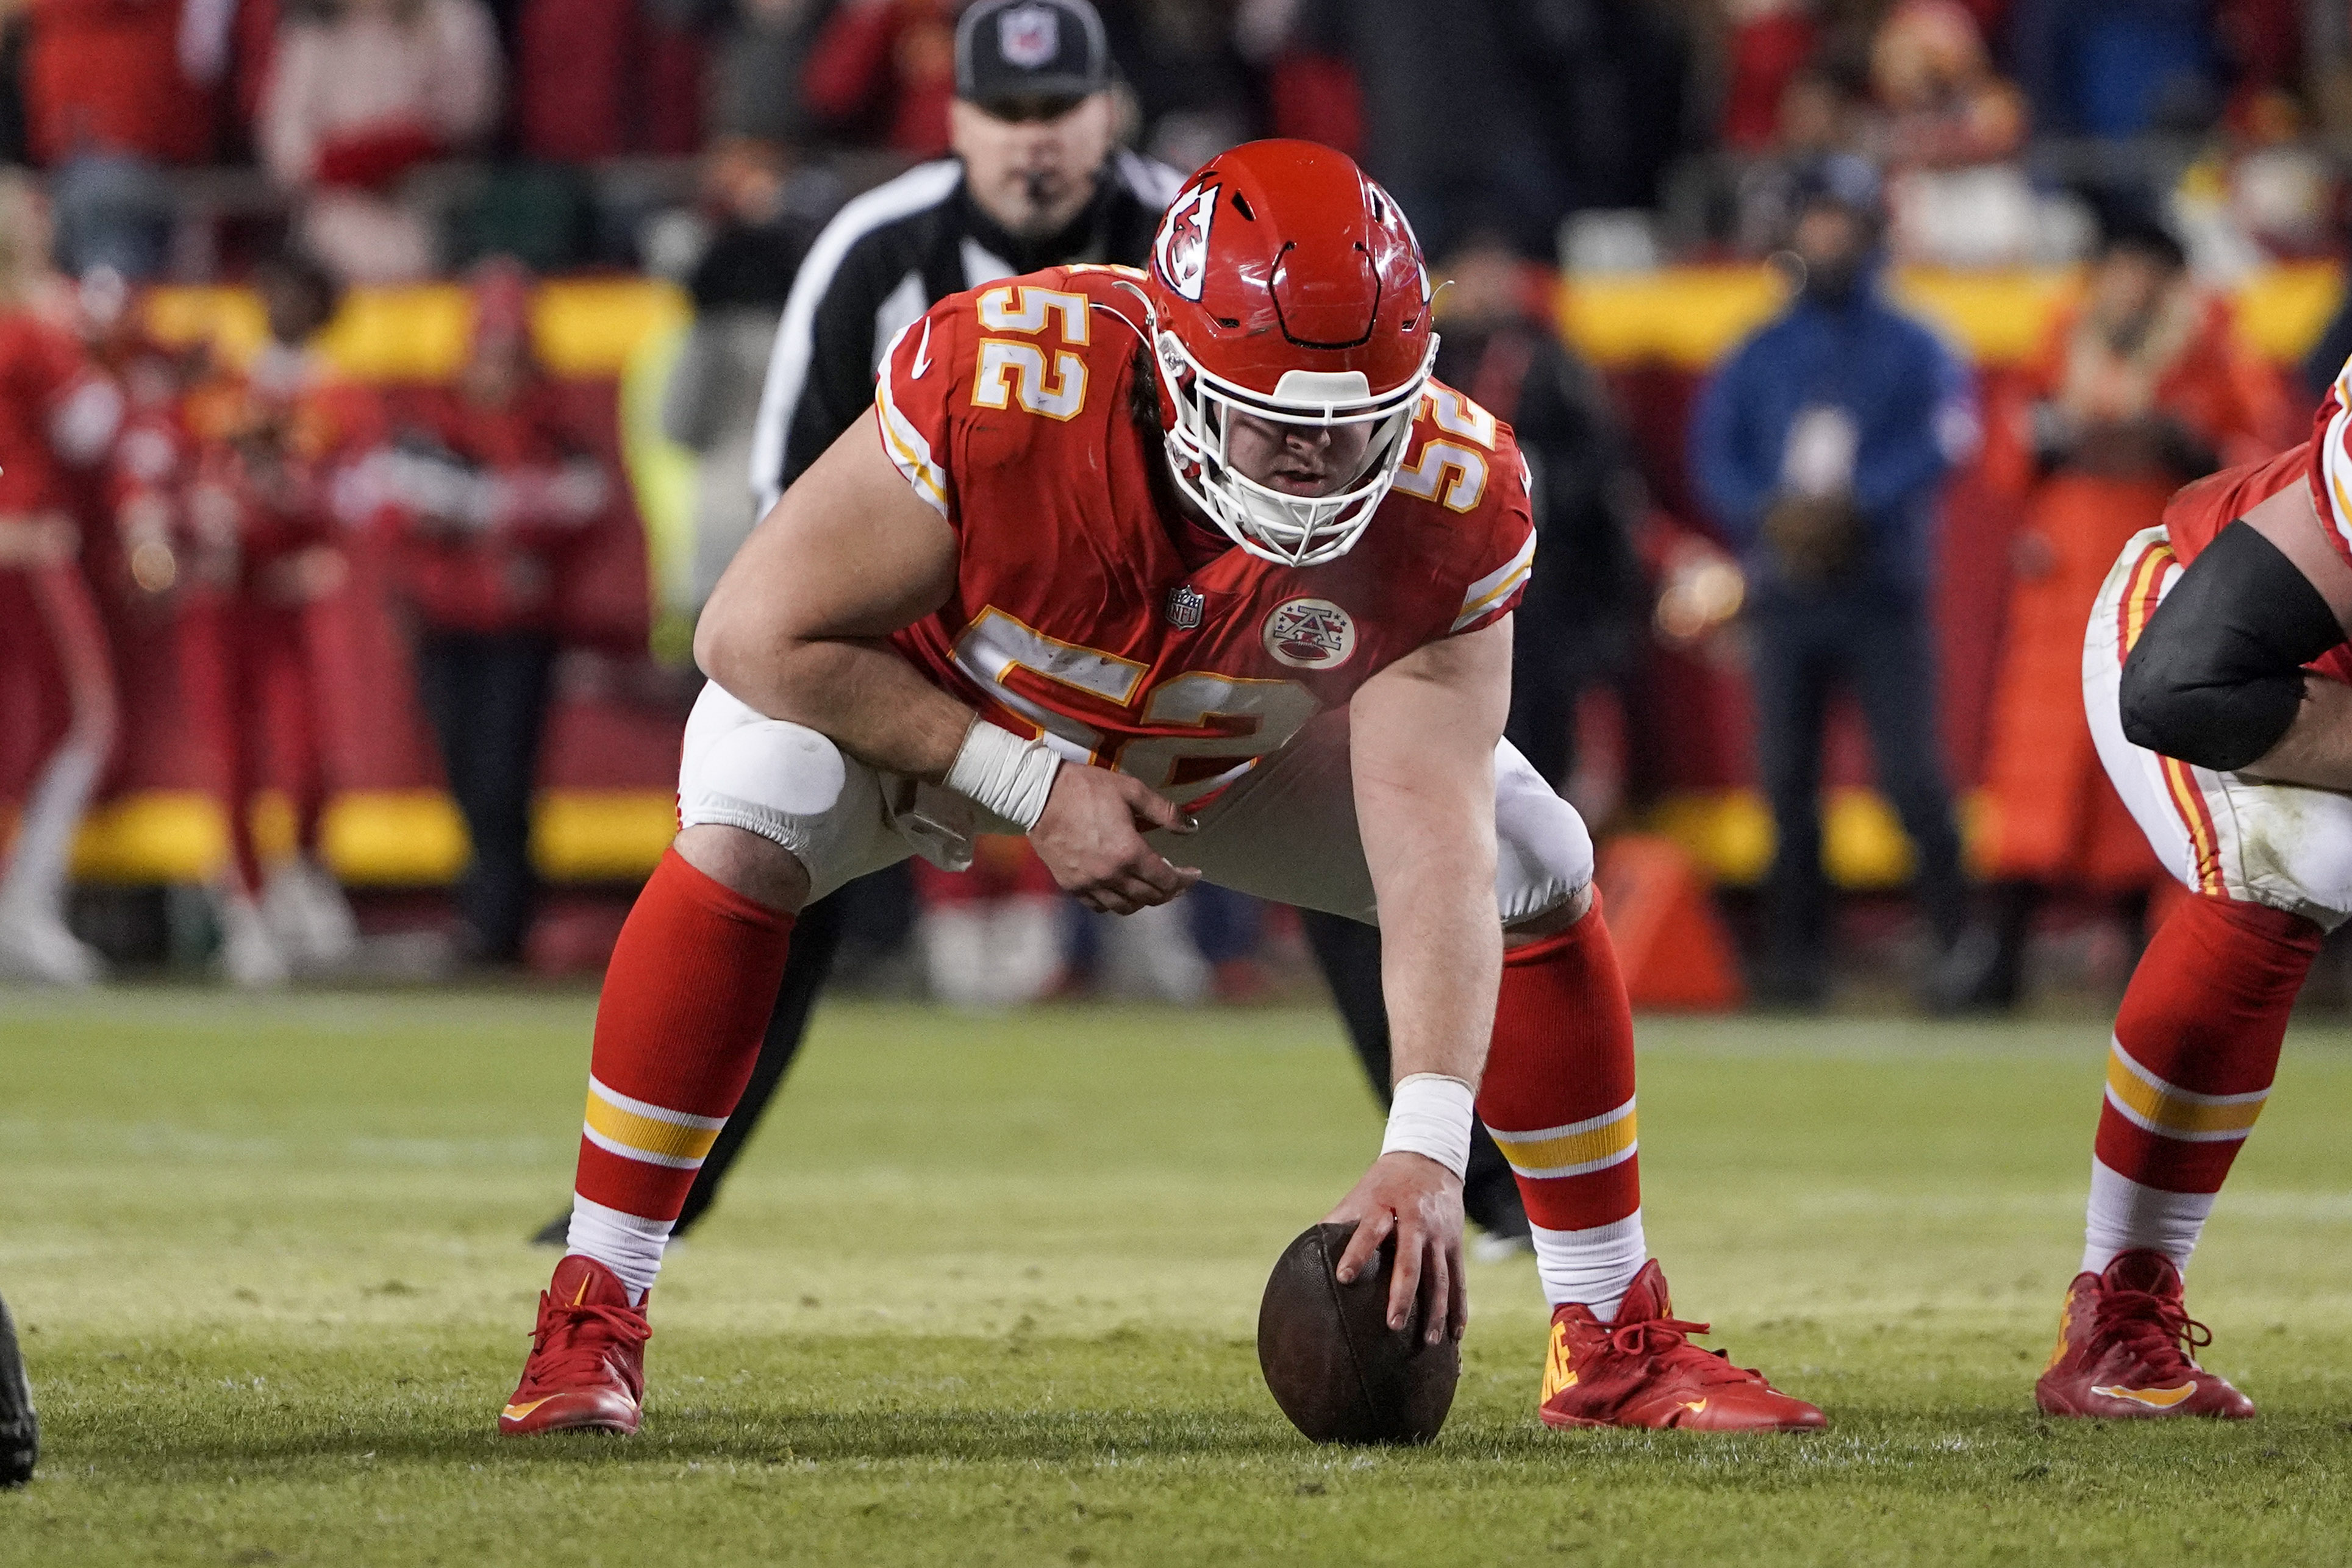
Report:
945,719,1062,831
1381,1073,1475,1179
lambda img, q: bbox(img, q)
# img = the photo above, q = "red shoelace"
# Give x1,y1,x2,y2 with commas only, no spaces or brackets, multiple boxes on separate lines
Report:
1603,1314,1770,1386
518,1294,651,1396
2094,1286,2212,1379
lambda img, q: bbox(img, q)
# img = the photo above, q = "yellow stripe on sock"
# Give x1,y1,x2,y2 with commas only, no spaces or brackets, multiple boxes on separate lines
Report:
1490,1101,1638,1175
584,1092,724,1163
2106,1042,2267,1139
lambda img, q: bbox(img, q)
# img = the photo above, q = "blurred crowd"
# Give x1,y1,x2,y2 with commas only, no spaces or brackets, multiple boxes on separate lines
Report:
6,0,2352,1010
3,0,2348,283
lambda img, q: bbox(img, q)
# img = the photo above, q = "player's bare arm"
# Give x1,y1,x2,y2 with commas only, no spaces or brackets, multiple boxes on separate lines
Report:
2123,480,2352,792
1323,615,1513,1344
695,407,1199,916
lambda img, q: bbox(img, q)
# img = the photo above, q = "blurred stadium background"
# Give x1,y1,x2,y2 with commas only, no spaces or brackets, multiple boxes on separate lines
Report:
13,0,2352,999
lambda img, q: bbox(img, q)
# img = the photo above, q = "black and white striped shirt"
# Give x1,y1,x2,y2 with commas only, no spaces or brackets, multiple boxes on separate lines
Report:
747,149,1184,515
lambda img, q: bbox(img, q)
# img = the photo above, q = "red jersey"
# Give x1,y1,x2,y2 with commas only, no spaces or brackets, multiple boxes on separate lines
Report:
179,347,384,584
0,308,110,521
376,381,612,633
874,265,1537,806
2156,362,2352,683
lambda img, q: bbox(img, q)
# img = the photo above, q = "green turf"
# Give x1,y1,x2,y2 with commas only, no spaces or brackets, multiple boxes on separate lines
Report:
3,988,2350,1566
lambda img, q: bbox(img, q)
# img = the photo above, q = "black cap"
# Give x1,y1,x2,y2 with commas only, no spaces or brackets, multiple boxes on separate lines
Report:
956,0,1109,108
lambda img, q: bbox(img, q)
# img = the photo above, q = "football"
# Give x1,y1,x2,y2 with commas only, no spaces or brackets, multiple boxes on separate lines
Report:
1256,1221,1460,1445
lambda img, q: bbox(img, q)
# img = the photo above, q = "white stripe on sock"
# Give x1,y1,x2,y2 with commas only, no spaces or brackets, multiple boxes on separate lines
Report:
1529,1210,1646,1319
2081,1157,2214,1277
567,1195,674,1305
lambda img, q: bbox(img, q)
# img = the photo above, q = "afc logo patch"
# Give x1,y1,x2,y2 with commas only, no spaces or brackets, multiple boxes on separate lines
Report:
1165,583,1205,630
1155,183,1217,302
1262,597,1355,669
998,5,1060,68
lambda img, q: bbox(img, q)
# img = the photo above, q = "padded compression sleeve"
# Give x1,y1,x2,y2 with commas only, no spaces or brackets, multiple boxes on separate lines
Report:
2121,521,2347,772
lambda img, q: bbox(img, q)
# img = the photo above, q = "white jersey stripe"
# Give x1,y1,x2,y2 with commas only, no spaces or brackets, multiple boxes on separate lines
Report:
876,321,950,515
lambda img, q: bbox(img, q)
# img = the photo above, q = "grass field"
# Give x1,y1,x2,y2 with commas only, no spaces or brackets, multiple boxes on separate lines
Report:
3,988,2351,1566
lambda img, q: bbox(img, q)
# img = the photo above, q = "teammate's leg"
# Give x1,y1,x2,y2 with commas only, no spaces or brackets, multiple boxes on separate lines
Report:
2034,893,2314,1419
2043,527,2341,1419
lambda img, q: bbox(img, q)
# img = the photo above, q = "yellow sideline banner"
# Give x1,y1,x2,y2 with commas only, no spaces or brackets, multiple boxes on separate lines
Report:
1553,260,2342,368
41,785,1984,891
143,263,2344,385
54,790,680,886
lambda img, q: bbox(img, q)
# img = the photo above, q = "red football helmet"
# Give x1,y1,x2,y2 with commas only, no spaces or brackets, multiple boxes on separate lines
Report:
1140,140,1436,566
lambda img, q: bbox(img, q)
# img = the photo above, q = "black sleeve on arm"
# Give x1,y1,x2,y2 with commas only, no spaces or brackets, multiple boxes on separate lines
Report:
2120,520,2348,771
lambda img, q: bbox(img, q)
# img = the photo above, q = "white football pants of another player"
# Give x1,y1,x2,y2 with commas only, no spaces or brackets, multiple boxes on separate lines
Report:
676,682,1594,927
2086,525,2352,930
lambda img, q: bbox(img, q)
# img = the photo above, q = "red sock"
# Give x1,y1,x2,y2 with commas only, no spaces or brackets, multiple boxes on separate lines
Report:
573,849,795,1223
1477,892,1640,1233
2095,894,2317,1195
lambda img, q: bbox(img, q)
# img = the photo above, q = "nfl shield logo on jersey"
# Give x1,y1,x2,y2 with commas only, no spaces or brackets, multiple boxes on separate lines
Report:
1154,184,1217,302
1165,583,1205,630
1262,597,1356,669
998,5,1059,68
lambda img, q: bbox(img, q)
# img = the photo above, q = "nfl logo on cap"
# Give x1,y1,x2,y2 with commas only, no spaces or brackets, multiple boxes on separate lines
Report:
999,4,1059,68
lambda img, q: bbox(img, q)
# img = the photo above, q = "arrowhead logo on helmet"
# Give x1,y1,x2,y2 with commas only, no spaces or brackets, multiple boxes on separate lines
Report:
1155,183,1217,304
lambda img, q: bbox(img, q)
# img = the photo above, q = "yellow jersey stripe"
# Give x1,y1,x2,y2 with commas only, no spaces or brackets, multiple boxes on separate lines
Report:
2118,545,2171,652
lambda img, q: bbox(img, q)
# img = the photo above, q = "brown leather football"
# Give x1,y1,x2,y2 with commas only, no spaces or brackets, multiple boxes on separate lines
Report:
1256,1221,1459,1444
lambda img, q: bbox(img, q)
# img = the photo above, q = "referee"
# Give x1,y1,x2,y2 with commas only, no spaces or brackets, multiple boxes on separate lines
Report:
537,0,1532,1250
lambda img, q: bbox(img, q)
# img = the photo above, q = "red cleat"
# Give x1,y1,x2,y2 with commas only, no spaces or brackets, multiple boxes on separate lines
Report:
499,1255,651,1436
1538,1260,1825,1432
2034,1249,2253,1420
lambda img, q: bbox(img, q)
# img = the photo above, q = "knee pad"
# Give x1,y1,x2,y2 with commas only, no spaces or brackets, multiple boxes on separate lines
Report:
1493,746,1595,926
679,691,848,855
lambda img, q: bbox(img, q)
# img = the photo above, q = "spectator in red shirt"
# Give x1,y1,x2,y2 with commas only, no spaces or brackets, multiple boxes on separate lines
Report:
375,258,616,966
800,0,960,156
0,176,124,985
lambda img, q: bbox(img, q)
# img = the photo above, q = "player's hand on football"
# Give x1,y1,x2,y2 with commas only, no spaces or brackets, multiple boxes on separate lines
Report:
1030,766,1201,916
1324,1152,1467,1345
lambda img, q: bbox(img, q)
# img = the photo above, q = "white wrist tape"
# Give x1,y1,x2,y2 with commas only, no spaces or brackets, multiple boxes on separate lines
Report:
945,719,1062,832
1381,1073,1476,1179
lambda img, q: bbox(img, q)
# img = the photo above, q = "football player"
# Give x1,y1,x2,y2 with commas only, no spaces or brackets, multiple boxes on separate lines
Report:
2038,352,2352,1418
498,141,1822,1438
